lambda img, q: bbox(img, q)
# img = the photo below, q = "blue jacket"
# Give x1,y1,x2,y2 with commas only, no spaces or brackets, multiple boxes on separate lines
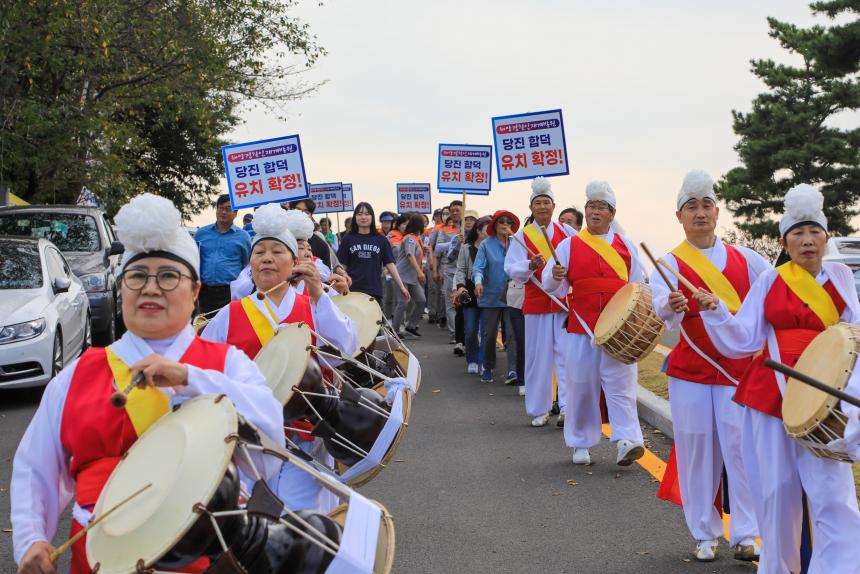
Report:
472,237,509,308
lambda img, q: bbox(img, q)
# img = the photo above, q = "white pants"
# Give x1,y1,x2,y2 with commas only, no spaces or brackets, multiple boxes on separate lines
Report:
742,408,860,574
562,333,642,448
668,378,758,545
523,312,568,417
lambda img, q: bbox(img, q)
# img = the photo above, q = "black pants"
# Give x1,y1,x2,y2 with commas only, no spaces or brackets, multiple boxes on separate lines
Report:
199,284,231,315
507,307,526,383
455,306,464,344
482,307,509,372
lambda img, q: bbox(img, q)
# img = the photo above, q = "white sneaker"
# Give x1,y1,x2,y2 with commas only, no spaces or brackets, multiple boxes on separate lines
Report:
467,363,479,374
531,413,550,427
694,539,718,562
518,385,526,396
733,538,760,562
616,439,645,466
571,448,591,465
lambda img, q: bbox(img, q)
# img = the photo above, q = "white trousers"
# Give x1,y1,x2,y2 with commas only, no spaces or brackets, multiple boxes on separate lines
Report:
273,438,337,513
742,407,860,574
523,312,568,417
562,333,642,448
668,378,758,545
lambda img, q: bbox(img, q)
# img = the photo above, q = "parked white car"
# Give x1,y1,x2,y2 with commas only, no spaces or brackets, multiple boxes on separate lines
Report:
824,237,860,300
0,237,91,388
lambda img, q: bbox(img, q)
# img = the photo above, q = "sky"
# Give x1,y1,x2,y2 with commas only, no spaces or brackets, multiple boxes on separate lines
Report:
190,0,855,257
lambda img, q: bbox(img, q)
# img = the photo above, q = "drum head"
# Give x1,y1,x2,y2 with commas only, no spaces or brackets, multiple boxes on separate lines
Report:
593,283,640,343
255,322,312,406
87,395,238,573
783,323,855,435
334,292,383,357
329,500,396,574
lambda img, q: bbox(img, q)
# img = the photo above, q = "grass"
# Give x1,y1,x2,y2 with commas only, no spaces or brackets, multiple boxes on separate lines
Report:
636,349,860,501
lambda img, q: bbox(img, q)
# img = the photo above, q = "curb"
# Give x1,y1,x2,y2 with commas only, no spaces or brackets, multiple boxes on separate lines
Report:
637,344,674,440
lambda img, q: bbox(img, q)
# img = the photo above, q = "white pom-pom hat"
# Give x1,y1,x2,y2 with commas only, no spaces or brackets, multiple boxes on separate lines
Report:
779,183,827,237
283,209,315,241
676,170,717,210
585,180,616,209
251,203,298,256
529,177,555,204
115,193,200,278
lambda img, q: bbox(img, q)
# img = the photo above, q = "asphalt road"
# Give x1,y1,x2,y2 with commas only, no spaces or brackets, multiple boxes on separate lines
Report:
0,325,752,574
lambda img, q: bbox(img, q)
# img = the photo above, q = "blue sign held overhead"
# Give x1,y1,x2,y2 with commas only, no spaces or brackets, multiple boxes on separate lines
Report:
221,134,309,209
491,109,569,182
437,143,492,195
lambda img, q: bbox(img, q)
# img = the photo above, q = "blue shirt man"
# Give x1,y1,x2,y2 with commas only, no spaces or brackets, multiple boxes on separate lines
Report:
195,195,251,313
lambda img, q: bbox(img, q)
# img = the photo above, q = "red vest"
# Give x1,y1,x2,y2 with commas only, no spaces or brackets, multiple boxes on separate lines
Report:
734,276,846,418
565,233,631,334
522,222,568,315
61,339,229,574
226,294,315,360
666,244,753,386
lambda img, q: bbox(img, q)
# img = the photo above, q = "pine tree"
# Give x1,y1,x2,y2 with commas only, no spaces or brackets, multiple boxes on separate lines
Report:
717,1,860,238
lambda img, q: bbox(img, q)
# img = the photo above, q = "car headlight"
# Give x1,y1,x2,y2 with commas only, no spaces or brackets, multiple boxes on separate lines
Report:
0,318,47,344
80,273,107,293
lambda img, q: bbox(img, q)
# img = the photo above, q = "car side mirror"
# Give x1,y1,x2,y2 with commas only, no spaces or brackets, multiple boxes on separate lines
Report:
109,241,125,256
53,277,71,294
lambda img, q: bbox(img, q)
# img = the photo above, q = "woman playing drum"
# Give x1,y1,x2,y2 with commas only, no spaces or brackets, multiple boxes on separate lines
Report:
693,184,860,574
201,203,357,512
12,194,283,574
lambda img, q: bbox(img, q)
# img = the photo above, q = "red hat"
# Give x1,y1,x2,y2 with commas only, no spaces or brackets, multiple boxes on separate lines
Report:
487,210,520,236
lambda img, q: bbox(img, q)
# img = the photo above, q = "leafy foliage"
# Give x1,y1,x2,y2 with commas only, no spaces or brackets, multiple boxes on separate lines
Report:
0,0,324,217
717,1,860,238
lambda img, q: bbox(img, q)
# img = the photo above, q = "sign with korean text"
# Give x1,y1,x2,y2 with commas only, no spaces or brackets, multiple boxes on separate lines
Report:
221,134,308,209
341,183,354,212
437,144,492,194
491,109,569,182
309,182,343,214
396,183,432,214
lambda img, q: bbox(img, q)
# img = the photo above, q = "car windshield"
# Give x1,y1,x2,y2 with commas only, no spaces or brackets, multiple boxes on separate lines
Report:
0,213,100,252
0,243,43,289
836,240,860,256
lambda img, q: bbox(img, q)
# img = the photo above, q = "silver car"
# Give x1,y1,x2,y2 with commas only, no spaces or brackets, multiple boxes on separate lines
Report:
824,236,860,300
0,237,90,388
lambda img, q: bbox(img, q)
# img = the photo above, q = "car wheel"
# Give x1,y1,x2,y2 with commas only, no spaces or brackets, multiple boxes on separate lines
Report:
82,313,92,354
51,331,63,378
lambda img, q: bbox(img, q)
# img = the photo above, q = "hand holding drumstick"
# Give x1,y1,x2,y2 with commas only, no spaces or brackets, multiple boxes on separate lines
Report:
640,242,719,312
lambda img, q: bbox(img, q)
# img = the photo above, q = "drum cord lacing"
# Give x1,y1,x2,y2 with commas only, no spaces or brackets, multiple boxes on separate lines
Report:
292,386,373,461
205,438,344,558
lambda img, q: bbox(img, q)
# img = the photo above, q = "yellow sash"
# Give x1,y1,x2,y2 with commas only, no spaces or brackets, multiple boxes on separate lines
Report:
576,229,629,281
776,262,840,327
241,296,279,347
672,241,742,313
105,348,169,436
522,223,555,262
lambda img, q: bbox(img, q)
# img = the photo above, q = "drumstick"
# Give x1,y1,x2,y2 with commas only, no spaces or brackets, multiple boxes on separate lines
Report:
764,359,860,408
657,259,700,294
256,272,300,300
639,242,674,289
110,372,146,408
539,225,561,264
509,233,539,258
49,483,152,563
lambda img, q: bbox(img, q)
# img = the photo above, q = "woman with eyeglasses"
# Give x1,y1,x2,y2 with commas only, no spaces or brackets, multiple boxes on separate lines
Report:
454,216,490,374
11,194,283,574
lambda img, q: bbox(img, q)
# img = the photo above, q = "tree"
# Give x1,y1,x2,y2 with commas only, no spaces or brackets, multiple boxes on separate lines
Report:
717,1,860,238
0,0,324,217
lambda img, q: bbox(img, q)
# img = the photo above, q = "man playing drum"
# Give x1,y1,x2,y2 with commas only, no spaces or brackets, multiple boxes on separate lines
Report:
694,184,860,573
12,194,284,574
503,177,576,427
202,203,357,513
650,170,768,562
542,181,646,466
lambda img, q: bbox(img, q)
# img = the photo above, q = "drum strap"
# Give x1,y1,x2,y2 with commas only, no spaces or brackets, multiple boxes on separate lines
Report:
679,326,740,386
326,491,381,574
